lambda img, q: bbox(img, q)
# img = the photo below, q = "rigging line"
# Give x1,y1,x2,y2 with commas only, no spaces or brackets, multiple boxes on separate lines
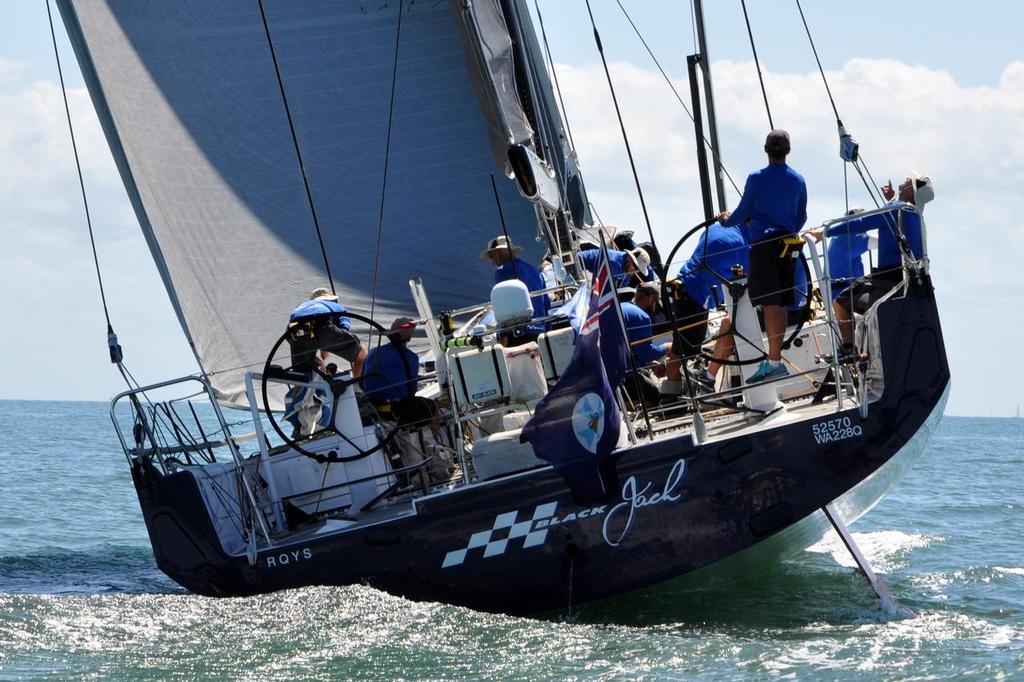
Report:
614,0,741,197
739,0,774,130
855,156,914,256
583,0,660,273
257,0,336,295
851,159,882,209
795,0,841,124
847,160,912,261
843,161,850,214
45,0,113,334
367,0,406,341
490,175,520,281
532,0,576,151
856,152,886,208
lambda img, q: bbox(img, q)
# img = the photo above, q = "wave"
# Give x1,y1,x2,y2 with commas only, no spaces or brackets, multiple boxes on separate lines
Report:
0,545,181,595
806,529,937,574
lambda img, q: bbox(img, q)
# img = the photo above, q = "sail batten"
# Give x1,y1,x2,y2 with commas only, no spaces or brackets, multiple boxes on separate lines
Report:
58,0,552,406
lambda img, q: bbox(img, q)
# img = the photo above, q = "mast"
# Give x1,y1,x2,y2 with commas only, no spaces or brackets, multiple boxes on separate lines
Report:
692,0,727,213
686,55,714,222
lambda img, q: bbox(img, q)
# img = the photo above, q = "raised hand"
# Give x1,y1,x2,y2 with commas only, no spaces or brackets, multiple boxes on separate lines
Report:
881,179,895,201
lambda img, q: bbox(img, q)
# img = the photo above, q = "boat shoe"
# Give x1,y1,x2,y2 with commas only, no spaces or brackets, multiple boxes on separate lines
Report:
746,360,789,384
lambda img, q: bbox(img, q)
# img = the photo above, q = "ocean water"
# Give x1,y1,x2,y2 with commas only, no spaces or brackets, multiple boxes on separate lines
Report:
0,400,1021,680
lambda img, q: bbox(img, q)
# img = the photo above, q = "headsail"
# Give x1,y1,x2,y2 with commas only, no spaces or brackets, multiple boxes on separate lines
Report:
57,0,569,407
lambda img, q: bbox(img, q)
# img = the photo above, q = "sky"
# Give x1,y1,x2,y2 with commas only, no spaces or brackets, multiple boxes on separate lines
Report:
1,1,1021,417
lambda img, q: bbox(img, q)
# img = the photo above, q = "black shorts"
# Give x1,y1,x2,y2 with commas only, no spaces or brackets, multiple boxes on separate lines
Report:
748,236,797,307
289,323,363,371
833,280,872,315
834,270,902,314
668,288,709,357
388,396,436,429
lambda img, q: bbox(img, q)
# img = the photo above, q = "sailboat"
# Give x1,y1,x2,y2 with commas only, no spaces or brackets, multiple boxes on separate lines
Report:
54,0,948,614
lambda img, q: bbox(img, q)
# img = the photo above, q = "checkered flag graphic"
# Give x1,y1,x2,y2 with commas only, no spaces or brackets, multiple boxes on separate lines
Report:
441,502,558,568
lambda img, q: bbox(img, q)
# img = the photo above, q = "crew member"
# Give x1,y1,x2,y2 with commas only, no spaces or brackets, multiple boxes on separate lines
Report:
672,221,750,389
578,246,652,288
612,230,636,251
818,173,933,349
719,129,808,384
482,236,550,341
288,288,365,377
619,282,681,405
822,208,872,349
825,172,933,289
362,318,437,429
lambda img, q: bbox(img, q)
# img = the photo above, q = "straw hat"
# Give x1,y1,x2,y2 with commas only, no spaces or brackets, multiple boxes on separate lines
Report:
310,287,338,301
626,247,651,275
480,235,524,262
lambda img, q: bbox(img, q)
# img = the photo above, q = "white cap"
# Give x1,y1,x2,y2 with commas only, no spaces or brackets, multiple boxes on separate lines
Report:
909,171,934,210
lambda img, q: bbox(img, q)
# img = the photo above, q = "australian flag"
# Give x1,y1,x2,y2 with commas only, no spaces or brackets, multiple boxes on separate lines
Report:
521,246,627,504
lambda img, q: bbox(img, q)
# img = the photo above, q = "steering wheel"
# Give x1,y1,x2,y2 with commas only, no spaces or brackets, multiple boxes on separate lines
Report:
260,311,401,463
662,220,813,368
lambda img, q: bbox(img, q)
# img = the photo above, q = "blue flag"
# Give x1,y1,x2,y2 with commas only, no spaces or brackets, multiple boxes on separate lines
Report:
521,247,625,504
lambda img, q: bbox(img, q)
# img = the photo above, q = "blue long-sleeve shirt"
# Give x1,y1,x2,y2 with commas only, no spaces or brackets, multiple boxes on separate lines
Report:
677,223,749,310
362,342,420,403
620,302,666,365
826,201,922,269
722,163,808,243
827,231,870,298
579,248,648,287
494,257,549,320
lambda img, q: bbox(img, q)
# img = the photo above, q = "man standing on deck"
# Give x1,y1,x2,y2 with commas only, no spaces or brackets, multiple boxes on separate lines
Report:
288,288,366,377
718,129,807,384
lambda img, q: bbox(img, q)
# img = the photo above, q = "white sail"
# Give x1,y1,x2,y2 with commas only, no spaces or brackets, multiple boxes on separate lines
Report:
57,0,564,406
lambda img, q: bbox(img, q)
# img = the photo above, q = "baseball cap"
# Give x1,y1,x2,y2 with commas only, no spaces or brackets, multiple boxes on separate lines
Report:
765,129,791,152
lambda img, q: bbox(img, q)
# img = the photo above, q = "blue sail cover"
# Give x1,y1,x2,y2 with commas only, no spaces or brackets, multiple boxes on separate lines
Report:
57,0,548,406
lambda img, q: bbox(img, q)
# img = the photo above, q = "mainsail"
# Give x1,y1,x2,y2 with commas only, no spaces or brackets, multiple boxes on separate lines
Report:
57,0,575,407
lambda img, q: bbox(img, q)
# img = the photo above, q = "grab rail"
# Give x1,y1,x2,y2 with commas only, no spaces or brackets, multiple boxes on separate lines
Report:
110,374,273,542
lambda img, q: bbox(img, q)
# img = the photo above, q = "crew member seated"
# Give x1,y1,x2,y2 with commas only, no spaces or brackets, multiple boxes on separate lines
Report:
362,318,435,430
824,172,933,298
618,282,682,406
817,173,934,353
825,208,873,349
288,287,365,377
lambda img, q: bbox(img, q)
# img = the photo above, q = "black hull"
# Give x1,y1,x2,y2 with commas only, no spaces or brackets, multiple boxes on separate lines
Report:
132,287,949,614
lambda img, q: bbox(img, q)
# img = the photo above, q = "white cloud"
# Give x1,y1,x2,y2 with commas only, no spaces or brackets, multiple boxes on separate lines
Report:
0,58,23,81
0,77,196,400
0,80,130,244
553,57,1024,416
